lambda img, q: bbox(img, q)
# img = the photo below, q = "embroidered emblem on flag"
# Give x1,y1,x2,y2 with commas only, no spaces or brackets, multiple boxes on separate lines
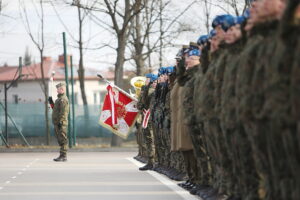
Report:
99,85,139,139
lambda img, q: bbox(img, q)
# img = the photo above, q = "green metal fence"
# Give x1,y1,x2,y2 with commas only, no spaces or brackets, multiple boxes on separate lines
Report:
0,103,135,146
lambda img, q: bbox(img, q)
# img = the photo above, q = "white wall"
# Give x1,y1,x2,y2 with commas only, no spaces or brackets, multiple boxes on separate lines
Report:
0,81,45,104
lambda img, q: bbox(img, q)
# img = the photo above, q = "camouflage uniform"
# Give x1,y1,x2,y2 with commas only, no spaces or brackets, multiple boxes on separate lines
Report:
161,82,173,170
137,85,155,166
219,39,245,198
136,89,147,161
263,4,300,199
52,93,69,157
255,6,300,198
194,49,222,189
176,62,199,185
235,24,266,200
179,65,207,185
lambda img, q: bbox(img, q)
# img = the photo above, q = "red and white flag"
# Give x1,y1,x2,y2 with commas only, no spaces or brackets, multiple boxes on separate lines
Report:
142,109,151,128
99,85,139,139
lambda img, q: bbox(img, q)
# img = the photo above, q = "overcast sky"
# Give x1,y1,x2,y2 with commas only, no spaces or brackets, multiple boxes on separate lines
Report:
0,0,246,72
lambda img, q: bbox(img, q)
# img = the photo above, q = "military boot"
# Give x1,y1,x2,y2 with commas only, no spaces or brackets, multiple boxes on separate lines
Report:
139,163,153,171
53,154,67,162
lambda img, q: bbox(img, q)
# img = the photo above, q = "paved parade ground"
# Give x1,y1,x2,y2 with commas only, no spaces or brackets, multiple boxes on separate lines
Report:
0,152,199,200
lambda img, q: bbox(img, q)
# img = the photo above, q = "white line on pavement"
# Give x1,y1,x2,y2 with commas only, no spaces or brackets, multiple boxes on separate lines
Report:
0,158,40,192
127,157,201,200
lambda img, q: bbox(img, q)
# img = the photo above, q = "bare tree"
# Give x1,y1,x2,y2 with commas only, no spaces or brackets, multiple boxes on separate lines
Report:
202,0,212,34
50,0,97,112
128,0,161,75
212,0,246,16
19,0,51,145
83,0,143,146
128,0,197,74
129,0,144,75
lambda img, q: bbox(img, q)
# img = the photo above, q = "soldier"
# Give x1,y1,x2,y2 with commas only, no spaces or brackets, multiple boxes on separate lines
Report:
219,15,246,199
153,67,169,175
49,83,69,162
246,1,292,199
192,14,234,200
197,34,210,74
170,46,192,183
161,66,187,181
137,74,157,171
173,46,200,192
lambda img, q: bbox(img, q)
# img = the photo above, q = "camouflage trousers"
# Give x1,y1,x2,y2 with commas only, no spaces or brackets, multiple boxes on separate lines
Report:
54,124,68,156
182,150,199,184
142,127,155,164
135,123,146,158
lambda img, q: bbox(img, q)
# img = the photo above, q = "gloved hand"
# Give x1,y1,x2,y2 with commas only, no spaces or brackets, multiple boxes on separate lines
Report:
48,97,54,105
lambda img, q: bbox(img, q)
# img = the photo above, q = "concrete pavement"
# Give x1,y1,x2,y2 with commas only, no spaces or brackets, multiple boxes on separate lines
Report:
0,152,200,200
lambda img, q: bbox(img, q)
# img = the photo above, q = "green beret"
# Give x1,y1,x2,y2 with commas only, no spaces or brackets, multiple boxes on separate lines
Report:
189,42,198,48
56,82,65,88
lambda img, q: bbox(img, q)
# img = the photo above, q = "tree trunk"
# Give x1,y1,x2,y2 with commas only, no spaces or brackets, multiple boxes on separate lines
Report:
40,52,50,145
159,0,163,68
111,33,127,147
44,90,50,145
134,8,145,76
77,3,89,118
135,56,145,76
134,1,145,76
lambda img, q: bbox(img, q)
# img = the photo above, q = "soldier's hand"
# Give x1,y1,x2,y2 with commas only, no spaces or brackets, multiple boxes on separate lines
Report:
48,97,54,105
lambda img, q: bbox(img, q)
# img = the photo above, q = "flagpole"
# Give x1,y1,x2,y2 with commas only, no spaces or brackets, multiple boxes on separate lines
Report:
97,74,138,101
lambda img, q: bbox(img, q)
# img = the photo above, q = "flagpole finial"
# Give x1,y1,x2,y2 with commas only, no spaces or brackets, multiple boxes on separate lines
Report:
97,74,103,79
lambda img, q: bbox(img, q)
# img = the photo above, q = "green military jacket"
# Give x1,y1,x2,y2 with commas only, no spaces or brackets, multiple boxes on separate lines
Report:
52,93,69,125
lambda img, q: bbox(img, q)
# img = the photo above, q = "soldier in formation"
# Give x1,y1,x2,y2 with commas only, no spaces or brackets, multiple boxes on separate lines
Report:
134,0,300,199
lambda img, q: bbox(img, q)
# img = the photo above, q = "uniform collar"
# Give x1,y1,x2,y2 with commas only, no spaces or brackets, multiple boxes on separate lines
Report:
57,93,65,98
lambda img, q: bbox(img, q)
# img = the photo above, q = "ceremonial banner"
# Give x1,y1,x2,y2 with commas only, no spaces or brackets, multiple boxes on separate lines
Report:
99,85,139,139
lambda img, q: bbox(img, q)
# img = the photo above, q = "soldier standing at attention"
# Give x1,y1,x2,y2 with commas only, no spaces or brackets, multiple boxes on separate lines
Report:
49,83,69,162
137,74,157,170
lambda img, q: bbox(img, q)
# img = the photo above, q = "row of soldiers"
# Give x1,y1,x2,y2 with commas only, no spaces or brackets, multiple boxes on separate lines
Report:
134,0,300,199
